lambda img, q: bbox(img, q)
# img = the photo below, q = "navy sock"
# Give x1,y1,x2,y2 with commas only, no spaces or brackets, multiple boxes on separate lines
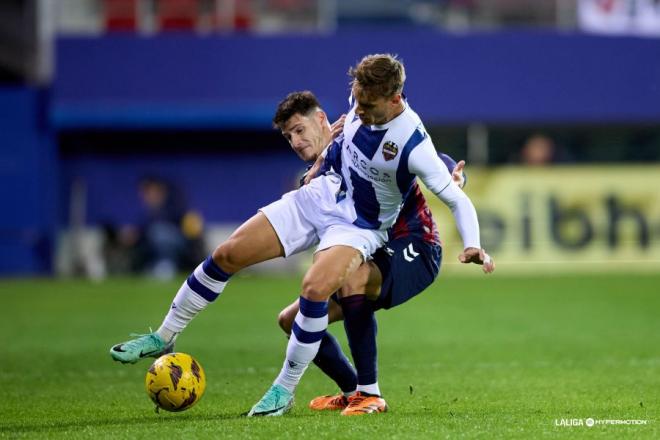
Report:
312,333,358,393
340,295,378,387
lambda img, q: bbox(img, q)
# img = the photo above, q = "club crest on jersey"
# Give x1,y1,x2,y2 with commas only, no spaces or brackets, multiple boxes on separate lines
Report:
382,141,399,161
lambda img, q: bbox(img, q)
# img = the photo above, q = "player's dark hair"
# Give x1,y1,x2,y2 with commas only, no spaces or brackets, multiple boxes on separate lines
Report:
349,53,406,99
273,91,321,129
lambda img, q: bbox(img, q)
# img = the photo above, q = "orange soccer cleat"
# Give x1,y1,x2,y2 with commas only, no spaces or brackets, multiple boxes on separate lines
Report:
308,393,349,411
340,392,388,416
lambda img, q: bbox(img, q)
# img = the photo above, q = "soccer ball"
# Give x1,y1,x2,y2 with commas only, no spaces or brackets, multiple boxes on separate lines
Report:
145,353,206,412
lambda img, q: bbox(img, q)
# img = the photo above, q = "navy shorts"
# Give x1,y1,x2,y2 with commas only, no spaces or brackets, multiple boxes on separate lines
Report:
370,237,442,310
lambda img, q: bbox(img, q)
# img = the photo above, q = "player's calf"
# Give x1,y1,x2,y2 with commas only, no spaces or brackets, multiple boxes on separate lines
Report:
340,294,380,396
273,297,328,392
277,303,297,334
277,298,358,397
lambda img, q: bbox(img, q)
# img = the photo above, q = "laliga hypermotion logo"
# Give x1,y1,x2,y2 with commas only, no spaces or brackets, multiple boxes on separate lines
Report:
382,141,399,161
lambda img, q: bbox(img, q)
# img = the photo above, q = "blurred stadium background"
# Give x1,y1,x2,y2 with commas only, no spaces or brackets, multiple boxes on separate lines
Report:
1,0,659,277
0,0,660,437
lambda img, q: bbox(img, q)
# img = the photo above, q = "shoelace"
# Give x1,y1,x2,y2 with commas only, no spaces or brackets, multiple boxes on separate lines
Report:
347,394,367,408
330,396,346,406
123,333,159,349
126,327,155,340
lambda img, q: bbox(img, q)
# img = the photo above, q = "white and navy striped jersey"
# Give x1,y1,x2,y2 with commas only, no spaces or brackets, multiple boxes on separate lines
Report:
323,96,481,250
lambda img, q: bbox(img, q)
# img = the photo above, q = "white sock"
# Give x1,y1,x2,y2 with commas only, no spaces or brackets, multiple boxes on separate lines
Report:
357,383,381,396
157,325,179,344
158,257,229,340
157,281,210,339
274,297,328,393
274,333,321,393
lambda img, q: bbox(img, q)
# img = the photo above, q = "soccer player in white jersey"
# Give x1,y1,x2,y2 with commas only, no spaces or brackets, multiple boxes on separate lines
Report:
245,53,493,415
110,53,492,417
272,90,471,416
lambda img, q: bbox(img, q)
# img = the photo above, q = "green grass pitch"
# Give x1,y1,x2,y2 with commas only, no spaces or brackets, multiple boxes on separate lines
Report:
1,273,658,439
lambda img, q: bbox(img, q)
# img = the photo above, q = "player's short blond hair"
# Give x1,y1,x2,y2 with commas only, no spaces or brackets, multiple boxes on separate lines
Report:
348,54,406,99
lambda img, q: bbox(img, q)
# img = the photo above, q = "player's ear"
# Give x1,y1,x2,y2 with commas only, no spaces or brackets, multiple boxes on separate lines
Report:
316,110,327,125
390,93,402,105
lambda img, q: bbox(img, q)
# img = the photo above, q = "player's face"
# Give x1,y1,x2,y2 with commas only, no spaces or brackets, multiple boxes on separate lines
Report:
353,85,402,125
281,111,326,162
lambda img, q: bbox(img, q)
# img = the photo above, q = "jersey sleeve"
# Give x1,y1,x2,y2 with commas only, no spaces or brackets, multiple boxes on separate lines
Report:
408,142,481,249
407,140,453,194
320,138,341,174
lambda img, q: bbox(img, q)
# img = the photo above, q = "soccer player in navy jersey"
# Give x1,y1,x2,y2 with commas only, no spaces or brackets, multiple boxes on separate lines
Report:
272,90,468,415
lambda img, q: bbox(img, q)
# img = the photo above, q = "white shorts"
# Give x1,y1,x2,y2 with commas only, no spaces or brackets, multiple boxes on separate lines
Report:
259,173,386,261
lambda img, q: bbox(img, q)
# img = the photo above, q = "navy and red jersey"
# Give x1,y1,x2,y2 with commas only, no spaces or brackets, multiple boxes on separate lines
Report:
388,152,458,246
389,182,440,245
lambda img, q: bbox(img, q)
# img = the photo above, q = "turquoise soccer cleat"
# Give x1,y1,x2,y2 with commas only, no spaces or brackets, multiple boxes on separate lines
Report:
247,384,294,417
110,332,174,364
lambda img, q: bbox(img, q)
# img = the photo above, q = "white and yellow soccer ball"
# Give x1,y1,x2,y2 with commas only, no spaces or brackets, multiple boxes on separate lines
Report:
145,353,206,412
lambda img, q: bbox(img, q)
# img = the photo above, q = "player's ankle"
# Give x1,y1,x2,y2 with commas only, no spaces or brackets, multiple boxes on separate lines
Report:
156,326,178,344
357,383,381,396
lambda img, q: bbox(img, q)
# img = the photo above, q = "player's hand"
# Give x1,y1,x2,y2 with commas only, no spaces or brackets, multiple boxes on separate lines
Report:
458,247,495,274
303,154,325,185
330,114,346,139
452,160,466,189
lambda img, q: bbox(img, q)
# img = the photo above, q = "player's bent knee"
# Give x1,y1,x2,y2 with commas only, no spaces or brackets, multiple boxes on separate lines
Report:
211,241,244,274
301,278,332,302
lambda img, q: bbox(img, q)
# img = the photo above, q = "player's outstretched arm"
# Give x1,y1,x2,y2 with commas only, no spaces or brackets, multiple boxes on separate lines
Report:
409,142,494,274
442,158,493,272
